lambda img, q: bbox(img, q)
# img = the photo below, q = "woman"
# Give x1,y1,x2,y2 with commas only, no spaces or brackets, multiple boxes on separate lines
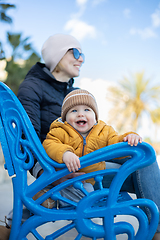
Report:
18,34,160,239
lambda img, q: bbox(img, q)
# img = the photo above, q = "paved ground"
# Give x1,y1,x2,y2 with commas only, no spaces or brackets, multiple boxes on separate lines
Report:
0,178,12,226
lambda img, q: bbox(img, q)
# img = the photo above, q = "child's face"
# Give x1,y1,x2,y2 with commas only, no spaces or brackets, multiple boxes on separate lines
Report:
66,105,96,136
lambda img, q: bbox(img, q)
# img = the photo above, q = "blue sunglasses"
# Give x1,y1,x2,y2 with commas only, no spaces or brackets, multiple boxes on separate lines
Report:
70,48,85,62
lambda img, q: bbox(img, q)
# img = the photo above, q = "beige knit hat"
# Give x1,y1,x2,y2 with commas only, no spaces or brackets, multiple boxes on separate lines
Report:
41,34,81,72
61,89,99,122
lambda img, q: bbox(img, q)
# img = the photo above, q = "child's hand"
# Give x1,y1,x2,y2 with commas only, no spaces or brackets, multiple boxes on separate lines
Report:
123,134,142,146
62,151,81,172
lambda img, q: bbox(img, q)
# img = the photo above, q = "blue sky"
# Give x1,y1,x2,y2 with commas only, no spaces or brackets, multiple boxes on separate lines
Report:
1,0,160,139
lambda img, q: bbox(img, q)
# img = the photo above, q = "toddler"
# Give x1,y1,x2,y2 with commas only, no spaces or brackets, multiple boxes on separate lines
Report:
39,89,142,208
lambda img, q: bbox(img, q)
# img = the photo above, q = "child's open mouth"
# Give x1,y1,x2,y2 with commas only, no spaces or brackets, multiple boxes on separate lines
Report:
76,120,87,126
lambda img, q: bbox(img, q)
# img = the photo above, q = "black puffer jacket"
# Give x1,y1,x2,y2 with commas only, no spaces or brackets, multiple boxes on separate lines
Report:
17,62,77,143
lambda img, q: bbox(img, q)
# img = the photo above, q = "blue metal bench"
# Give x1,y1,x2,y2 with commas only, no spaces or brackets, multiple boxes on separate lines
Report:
0,82,159,240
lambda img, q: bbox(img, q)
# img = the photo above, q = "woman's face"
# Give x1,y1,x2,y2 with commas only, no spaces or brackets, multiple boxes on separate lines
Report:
55,48,84,81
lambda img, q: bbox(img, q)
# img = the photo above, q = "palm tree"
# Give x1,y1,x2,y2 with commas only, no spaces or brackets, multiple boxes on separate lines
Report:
6,32,33,61
0,1,15,23
4,32,40,94
0,1,16,59
107,71,160,133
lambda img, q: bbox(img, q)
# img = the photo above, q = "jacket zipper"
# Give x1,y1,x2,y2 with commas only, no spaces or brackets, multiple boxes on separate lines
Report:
82,136,86,156
64,122,96,156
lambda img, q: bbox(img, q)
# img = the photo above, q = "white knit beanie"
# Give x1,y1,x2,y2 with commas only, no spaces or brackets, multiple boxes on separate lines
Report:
41,34,81,72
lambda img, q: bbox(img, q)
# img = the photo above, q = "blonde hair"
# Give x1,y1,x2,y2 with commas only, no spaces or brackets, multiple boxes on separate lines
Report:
53,63,60,73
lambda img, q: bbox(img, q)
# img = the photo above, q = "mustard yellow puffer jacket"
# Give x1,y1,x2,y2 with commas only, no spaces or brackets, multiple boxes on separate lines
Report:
43,118,137,185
